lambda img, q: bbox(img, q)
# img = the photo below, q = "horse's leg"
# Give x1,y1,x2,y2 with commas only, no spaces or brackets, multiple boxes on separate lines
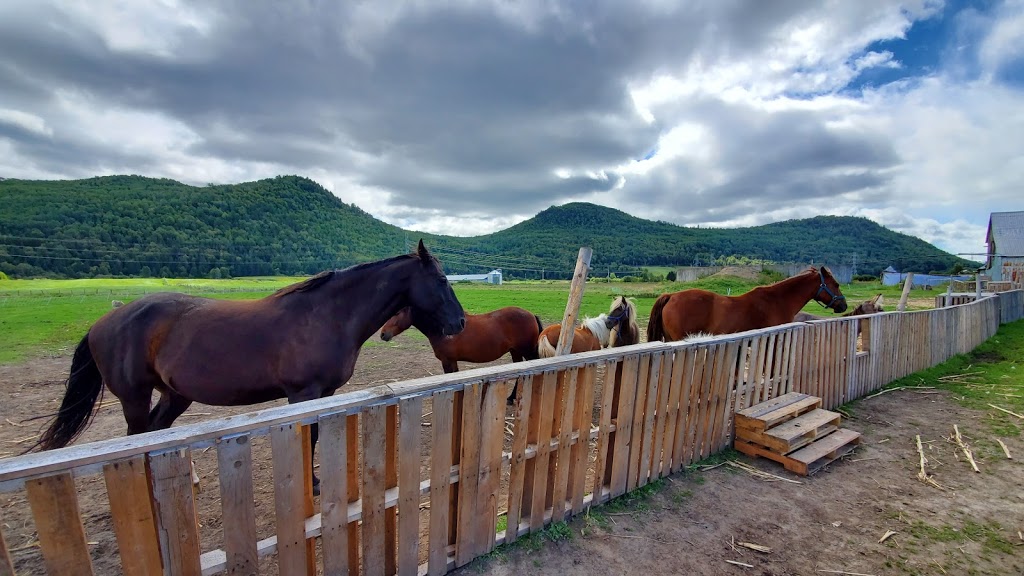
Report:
120,396,152,436
148,391,194,431
442,360,459,373
285,387,328,495
510,350,524,362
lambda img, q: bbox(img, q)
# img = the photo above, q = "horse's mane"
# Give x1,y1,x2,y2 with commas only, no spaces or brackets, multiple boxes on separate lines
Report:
272,270,337,297
272,253,421,298
581,314,612,346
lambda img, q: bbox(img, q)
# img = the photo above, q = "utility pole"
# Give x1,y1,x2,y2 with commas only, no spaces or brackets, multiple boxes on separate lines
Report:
851,252,858,277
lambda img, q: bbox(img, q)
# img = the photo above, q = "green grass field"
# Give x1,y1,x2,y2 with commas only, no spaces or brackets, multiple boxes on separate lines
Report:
0,275,933,365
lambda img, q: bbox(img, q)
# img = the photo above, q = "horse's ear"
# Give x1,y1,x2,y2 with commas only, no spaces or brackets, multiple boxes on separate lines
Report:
417,239,430,260
875,294,884,307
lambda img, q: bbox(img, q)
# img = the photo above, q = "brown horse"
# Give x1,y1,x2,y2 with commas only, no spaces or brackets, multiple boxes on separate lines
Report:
647,266,848,342
795,293,883,322
607,295,640,347
379,305,543,372
795,294,883,335
29,241,465,493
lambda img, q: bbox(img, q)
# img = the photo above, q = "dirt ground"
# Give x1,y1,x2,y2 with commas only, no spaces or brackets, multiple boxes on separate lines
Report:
1,341,1022,576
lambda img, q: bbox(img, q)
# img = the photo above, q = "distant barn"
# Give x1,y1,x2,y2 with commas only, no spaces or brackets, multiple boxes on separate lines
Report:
984,211,1024,289
446,269,503,285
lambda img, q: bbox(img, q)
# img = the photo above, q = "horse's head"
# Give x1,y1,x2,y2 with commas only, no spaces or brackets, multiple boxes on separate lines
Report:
606,296,636,329
404,240,466,336
867,293,884,313
812,266,848,313
380,306,414,342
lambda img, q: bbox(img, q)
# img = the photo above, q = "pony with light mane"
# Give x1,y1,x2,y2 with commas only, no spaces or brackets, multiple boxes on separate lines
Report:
608,295,640,348
647,266,848,342
538,314,617,358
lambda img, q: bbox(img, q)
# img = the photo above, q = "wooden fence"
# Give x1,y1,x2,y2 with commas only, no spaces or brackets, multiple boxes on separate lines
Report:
0,291,1020,576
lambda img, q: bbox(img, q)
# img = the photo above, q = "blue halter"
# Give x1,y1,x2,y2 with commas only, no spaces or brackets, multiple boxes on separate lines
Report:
814,268,846,310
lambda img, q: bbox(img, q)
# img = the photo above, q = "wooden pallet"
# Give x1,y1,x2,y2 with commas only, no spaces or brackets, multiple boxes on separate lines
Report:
733,393,861,476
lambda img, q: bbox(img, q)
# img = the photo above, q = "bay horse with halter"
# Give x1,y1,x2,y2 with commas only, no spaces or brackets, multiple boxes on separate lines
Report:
379,305,544,373
647,266,848,342
28,241,465,494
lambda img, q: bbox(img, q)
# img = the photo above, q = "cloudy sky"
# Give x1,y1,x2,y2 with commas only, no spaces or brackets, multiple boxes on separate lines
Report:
1,0,1021,257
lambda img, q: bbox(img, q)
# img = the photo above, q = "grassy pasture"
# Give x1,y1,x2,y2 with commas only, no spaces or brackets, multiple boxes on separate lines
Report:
0,275,931,365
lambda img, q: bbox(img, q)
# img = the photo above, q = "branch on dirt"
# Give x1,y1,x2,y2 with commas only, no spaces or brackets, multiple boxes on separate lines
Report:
950,425,980,473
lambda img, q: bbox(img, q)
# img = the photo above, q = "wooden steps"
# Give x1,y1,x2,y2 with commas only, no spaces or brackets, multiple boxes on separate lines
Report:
733,393,861,476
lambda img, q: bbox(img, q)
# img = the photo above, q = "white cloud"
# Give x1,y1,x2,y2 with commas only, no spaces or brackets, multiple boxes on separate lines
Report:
0,0,1020,262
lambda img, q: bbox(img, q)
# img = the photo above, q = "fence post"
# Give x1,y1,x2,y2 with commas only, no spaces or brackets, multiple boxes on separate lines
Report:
897,272,914,312
555,248,593,356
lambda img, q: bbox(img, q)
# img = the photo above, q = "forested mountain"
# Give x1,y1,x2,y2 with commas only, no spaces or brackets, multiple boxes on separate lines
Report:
0,175,976,279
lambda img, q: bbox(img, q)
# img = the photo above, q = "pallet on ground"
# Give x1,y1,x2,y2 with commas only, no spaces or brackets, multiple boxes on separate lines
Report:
733,393,861,476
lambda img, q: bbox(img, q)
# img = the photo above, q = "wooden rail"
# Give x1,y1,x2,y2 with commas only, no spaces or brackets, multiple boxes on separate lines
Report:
0,291,1019,575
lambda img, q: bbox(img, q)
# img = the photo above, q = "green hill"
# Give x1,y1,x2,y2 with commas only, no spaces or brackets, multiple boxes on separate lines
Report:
0,175,977,279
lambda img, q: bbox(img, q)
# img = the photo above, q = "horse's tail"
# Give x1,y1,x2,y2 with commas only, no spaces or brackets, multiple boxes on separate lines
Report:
534,315,544,336
647,294,670,342
537,332,557,359
28,333,104,452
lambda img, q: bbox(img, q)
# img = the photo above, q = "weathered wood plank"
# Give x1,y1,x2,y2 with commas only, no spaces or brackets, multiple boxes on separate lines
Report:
318,412,350,576
386,404,398,576
455,382,483,567
592,360,618,499
504,375,533,545
271,423,311,575
650,351,674,478
428,390,455,576
637,353,662,486
361,404,388,576
668,348,692,473
0,509,15,576
397,397,423,576
476,380,508,555
528,371,557,532
626,354,651,492
610,355,639,497
25,472,95,576
149,449,202,576
346,414,361,575
214,436,258,576
550,368,578,521
103,456,162,576
569,365,596,513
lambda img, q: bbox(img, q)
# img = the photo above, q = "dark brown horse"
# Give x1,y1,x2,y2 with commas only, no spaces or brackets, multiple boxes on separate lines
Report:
647,266,848,342
379,305,543,372
607,295,640,347
30,241,465,493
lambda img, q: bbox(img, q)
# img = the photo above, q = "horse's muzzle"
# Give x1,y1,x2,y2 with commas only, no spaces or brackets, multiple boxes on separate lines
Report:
380,332,392,342
441,317,466,336
831,299,849,313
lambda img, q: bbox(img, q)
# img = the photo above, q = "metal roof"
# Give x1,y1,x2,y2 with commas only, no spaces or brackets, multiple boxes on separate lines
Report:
988,211,1024,257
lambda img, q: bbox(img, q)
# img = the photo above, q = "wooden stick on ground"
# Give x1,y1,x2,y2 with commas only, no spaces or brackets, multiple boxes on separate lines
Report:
726,560,754,568
915,435,944,490
952,425,979,473
988,404,1024,419
725,460,803,485
865,386,934,400
994,438,1012,459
